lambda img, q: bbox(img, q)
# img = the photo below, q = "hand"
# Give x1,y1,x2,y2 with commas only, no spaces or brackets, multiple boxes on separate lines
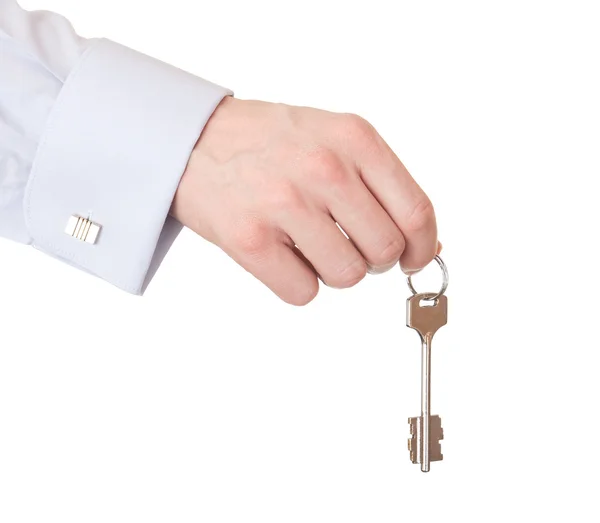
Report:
171,97,440,305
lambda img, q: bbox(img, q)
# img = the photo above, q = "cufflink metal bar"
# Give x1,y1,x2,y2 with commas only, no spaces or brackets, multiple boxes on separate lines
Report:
65,215,101,244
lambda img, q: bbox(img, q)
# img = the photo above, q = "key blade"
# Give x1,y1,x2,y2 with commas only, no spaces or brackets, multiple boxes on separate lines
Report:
406,293,448,339
408,415,444,464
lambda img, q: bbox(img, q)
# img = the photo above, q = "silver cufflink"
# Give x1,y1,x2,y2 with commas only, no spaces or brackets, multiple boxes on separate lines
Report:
65,215,101,244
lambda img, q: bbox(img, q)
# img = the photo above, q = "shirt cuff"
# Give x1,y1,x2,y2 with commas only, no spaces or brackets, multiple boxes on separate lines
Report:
24,38,232,294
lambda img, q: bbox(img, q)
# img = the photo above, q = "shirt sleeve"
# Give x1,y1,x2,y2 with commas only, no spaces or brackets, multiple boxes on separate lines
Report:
0,0,232,294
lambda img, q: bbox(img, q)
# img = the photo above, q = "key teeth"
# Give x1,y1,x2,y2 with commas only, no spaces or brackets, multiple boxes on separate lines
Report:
408,417,418,436
407,415,444,465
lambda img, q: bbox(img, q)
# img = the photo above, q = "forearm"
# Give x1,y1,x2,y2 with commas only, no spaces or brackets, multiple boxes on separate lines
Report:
0,0,230,293
1,1,438,304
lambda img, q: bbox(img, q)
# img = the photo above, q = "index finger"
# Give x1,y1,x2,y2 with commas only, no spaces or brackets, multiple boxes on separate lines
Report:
347,119,439,272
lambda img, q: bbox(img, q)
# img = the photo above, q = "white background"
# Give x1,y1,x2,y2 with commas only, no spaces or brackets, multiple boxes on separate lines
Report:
1,0,599,521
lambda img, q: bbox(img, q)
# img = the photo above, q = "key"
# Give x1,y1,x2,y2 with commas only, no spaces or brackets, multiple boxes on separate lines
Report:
406,292,448,472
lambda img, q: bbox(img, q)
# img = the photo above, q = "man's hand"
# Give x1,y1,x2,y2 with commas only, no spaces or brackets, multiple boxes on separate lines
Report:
171,97,440,305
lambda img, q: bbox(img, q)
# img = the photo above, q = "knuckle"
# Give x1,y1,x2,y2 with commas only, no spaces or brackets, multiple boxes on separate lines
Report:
370,237,405,267
343,113,372,133
232,216,272,258
340,113,378,148
406,197,435,233
305,147,347,186
332,258,367,288
266,181,304,212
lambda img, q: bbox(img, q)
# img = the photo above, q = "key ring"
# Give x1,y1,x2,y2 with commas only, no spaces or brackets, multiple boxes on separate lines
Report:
406,255,449,301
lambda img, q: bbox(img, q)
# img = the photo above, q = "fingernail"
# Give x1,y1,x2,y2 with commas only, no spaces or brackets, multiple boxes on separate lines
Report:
402,267,422,276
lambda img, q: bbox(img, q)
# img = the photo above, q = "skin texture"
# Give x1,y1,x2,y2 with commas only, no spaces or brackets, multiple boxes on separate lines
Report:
171,96,441,305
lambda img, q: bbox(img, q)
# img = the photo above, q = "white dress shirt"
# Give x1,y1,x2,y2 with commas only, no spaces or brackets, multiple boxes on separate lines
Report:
0,0,231,293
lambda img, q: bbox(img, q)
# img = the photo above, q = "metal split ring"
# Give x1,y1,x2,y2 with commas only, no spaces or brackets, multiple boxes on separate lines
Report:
406,255,449,301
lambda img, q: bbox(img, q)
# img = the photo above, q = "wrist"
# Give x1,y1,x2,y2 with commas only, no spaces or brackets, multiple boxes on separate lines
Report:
170,95,237,228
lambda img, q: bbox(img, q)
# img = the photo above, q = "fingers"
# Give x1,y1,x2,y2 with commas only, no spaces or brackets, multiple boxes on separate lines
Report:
337,115,438,273
279,206,368,289
361,154,437,272
325,176,405,274
224,215,319,306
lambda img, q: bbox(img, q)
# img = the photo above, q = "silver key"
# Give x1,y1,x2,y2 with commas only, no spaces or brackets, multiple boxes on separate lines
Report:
406,256,449,472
